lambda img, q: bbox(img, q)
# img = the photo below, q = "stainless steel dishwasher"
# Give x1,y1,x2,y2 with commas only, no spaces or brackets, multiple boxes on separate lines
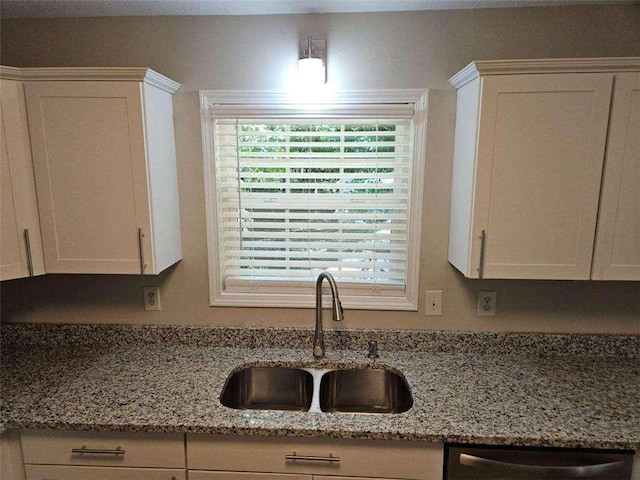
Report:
445,444,634,479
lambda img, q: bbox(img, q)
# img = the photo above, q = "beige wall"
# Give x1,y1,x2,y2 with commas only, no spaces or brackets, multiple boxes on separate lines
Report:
1,6,639,334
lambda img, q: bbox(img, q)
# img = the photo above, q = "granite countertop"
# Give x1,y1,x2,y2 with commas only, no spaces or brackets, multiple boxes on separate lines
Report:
1,324,639,450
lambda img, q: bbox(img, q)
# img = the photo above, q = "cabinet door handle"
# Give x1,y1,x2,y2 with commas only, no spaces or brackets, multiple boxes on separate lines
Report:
477,230,486,279
71,445,125,456
285,452,340,463
459,453,624,477
138,227,147,274
23,229,34,276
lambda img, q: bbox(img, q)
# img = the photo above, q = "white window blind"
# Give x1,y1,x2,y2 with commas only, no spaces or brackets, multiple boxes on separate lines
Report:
213,118,413,294
201,89,428,310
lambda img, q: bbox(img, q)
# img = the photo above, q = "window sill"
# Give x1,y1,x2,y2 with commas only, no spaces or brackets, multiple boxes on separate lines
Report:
210,291,418,311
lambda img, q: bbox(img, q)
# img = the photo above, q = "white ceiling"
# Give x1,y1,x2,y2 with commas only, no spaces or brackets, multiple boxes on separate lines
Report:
0,0,635,18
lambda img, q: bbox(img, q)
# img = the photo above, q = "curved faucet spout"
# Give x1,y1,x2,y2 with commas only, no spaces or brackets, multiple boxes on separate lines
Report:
313,271,344,359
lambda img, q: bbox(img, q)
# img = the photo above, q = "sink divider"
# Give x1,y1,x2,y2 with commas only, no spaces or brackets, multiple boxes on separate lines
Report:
301,368,331,413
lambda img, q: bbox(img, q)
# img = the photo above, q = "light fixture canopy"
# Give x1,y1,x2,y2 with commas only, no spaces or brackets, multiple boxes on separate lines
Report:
298,36,326,84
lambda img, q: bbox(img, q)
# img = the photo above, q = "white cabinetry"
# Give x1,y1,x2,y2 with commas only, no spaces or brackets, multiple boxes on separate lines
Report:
21,430,185,480
187,434,443,480
190,474,410,480
448,58,640,280
0,68,45,281
23,68,182,274
190,474,311,479
1,430,26,480
592,72,640,280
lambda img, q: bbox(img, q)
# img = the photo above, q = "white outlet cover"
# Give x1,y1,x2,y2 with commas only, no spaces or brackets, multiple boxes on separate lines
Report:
143,286,161,311
477,291,496,317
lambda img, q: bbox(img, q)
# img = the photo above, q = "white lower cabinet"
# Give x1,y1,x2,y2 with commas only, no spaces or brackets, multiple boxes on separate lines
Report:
190,474,411,480
1,430,26,480
20,430,185,480
187,434,443,480
189,473,311,480
24,465,185,480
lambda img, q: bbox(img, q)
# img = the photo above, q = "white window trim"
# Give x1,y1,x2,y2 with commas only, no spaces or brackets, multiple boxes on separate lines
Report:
200,89,429,311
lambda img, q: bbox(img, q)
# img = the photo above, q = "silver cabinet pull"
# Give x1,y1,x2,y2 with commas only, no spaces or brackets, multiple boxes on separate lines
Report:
477,230,486,279
71,445,125,456
285,451,340,463
459,453,623,477
23,229,34,276
137,227,146,274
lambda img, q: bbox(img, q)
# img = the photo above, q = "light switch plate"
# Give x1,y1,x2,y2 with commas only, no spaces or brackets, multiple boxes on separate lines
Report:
425,290,443,316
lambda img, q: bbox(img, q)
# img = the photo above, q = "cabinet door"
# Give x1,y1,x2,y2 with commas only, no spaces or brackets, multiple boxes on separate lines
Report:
189,472,311,480
314,477,412,480
1,430,26,480
592,72,640,280
471,73,612,279
0,78,45,280
25,81,152,274
25,465,185,480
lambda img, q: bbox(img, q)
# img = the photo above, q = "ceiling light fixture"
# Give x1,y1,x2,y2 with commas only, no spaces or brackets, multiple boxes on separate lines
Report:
298,36,326,84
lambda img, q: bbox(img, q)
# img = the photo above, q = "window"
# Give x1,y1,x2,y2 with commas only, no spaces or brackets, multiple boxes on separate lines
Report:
201,91,428,310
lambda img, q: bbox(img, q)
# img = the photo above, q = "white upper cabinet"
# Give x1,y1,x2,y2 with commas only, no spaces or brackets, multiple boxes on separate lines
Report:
592,72,640,280
0,69,45,281
448,58,640,280
24,68,182,274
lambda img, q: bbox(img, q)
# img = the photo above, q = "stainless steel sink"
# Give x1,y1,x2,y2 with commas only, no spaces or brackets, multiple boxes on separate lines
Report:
220,367,313,411
220,366,412,414
319,368,412,414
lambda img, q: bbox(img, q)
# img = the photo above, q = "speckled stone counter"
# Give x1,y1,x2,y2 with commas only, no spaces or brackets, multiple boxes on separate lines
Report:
1,324,639,450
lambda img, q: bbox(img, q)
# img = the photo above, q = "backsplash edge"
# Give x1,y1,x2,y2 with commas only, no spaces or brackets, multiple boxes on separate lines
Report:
1,323,638,358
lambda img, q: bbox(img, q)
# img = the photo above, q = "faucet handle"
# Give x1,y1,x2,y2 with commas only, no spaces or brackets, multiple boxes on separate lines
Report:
367,340,379,359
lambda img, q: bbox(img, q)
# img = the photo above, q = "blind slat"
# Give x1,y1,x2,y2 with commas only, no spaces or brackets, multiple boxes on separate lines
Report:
224,267,407,279
218,192,410,200
220,211,408,220
223,241,407,251
220,231,408,241
217,159,410,168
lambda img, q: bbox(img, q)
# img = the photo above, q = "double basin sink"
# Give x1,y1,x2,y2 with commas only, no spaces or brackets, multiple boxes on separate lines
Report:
221,366,412,414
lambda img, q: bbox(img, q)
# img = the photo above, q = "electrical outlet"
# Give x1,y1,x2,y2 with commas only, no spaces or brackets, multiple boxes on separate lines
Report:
425,290,442,316
143,286,161,311
478,291,496,316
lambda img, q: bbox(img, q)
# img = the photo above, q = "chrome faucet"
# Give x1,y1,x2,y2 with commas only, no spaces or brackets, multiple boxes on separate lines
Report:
313,271,344,359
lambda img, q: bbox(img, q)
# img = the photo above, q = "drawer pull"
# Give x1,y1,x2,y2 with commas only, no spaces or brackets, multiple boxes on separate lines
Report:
71,445,125,456
285,451,340,463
